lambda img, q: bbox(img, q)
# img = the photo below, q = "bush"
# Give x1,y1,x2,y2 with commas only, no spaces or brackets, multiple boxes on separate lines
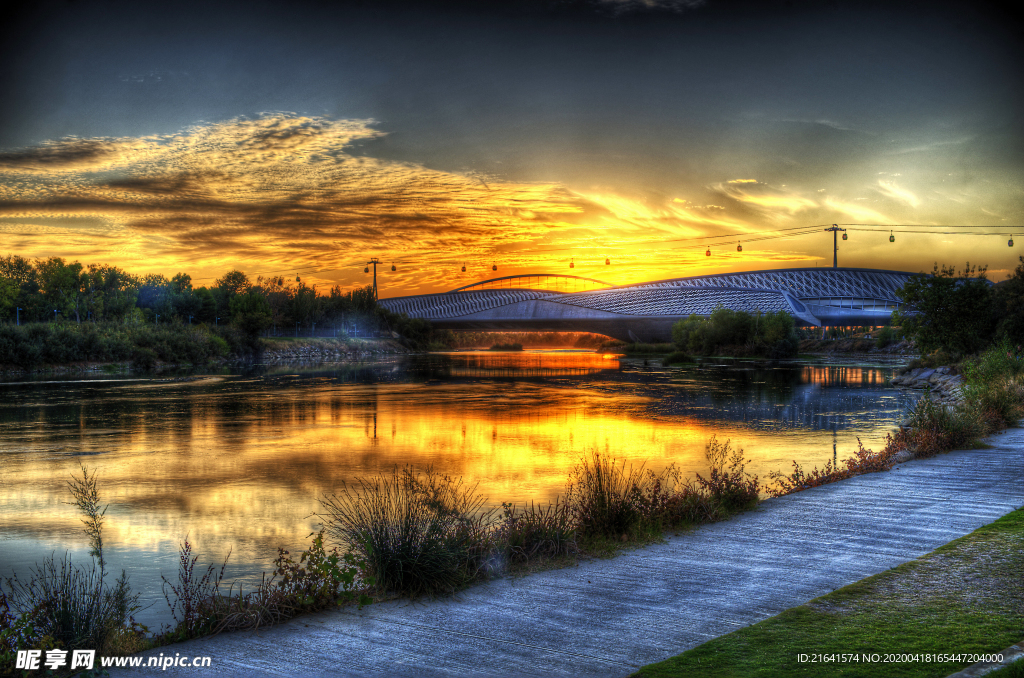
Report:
994,255,1024,345
694,436,760,514
620,343,676,355
875,326,898,349
671,308,797,358
0,321,232,370
564,453,673,542
2,557,140,653
891,397,985,458
489,343,523,351
495,502,577,564
160,531,371,641
766,438,896,497
318,467,494,596
131,347,158,370
662,351,692,366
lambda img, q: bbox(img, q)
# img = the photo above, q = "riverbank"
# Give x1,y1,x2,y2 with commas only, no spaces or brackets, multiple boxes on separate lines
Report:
259,337,409,363
107,427,1024,677
0,335,409,376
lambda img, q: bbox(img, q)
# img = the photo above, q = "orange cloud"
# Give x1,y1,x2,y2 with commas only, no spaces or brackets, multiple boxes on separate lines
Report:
1,114,1014,293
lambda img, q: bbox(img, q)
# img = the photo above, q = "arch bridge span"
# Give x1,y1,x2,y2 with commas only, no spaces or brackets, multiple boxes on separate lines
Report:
379,267,918,343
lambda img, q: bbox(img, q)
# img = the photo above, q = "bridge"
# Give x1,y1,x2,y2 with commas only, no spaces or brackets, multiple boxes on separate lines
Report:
379,267,919,342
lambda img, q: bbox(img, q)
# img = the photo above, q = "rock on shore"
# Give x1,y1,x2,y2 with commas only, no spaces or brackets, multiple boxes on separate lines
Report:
890,365,964,404
259,339,410,364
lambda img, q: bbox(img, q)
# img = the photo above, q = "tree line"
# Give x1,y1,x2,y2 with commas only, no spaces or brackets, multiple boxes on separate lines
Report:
0,254,380,335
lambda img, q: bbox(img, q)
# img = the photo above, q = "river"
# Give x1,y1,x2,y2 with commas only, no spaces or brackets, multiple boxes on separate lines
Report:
0,350,917,630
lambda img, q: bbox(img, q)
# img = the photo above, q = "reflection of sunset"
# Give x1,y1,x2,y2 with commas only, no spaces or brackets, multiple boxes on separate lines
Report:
0,357,910,582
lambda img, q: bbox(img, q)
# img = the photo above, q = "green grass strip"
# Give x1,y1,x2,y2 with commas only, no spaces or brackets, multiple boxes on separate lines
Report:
635,508,1024,678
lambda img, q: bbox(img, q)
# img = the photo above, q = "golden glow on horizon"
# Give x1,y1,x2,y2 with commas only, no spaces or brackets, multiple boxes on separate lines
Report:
0,113,1020,292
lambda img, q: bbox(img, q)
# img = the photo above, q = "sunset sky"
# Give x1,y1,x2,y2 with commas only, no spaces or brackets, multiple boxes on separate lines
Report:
1,0,1021,296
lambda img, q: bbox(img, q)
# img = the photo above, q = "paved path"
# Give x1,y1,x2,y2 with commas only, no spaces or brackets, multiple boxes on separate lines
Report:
115,428,1024,677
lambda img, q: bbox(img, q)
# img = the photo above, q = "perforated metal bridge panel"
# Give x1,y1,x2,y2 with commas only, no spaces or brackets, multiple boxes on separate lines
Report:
546,287,791,316
628,268,917,303
379,289,552,319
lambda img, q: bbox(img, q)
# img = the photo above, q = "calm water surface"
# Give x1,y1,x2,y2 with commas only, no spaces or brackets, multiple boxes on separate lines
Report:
0,351,917,629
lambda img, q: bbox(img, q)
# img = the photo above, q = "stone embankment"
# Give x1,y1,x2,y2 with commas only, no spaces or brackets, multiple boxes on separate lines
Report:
890,365,964,403
259,339,410,364
798,337,915,355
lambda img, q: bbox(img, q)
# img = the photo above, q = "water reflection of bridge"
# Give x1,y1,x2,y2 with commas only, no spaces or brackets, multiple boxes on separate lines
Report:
380,268,919,342
436,351,619,379
644,365,917,432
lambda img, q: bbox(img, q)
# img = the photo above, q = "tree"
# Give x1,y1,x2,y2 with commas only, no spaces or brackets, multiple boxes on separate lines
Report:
170,272,192,294
36,257,85,322
215,270,250,298
893,263,996,357
0,276,17,319
195,287,217,324
1,254,45,322
230,289,272,339
82,264,138,322
994,256,1024,346
136,274,173,318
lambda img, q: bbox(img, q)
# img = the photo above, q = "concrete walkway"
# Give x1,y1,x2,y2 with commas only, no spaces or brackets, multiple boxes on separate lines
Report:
114,429,1024,677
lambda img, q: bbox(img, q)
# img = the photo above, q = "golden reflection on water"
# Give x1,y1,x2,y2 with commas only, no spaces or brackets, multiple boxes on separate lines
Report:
0,352,909,605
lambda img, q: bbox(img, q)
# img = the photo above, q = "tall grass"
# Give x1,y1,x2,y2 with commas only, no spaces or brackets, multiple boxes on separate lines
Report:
0,468,145,673
565,454,666,541
319,441,762,596
496,501,577,564
318,467,495,597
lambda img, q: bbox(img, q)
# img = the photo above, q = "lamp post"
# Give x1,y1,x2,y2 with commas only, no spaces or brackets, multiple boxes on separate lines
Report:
188,315,193,325
53,310,58,322
155,314,160,325
16,307,21,326
215,317,220,327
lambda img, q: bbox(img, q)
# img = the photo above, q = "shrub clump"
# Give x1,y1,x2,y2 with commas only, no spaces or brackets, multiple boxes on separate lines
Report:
488,342,523,351
319,467,495,597
662,351,692,366
495,501,577,564
159,531,370,642
766,438,898,497
671,308,799,359
0,321,230,370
